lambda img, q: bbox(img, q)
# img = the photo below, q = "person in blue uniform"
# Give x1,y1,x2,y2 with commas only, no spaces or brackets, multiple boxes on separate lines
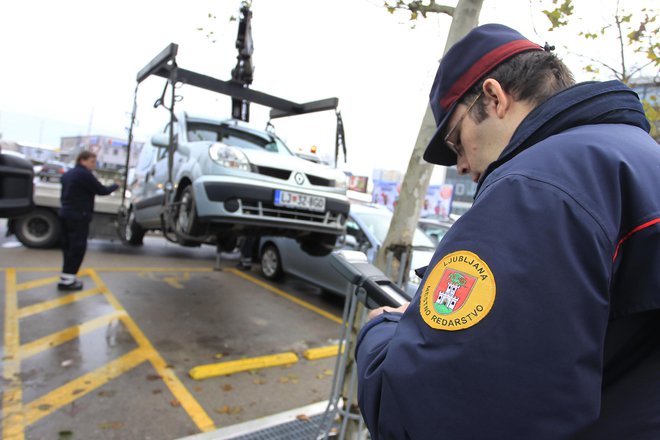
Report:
58,151,118,290
356,24,660,439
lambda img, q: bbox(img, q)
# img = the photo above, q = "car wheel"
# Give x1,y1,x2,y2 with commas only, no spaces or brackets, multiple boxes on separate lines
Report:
299,233,337,257
14,208,61,248
260,244,283,281
121,206,145,246
175,185,199,236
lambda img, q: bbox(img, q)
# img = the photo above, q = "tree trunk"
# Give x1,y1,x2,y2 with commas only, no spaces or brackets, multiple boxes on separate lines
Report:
374,0,484,280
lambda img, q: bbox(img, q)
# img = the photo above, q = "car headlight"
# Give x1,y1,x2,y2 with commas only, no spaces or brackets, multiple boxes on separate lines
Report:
209,143,251,171
334,174,348,190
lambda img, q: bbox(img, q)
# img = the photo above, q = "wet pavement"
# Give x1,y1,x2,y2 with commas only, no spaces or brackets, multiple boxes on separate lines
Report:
0,221,346,440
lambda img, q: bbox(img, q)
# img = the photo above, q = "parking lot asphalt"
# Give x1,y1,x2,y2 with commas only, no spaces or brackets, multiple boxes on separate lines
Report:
0,221,346,440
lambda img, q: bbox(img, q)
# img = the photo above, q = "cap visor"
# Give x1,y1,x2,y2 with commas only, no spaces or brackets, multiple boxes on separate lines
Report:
423,102,458,166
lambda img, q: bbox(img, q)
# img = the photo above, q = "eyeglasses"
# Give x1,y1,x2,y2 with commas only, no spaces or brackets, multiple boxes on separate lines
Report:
444,91,483,158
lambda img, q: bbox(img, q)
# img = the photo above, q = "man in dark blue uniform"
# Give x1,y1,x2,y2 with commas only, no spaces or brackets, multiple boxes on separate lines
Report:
356,24,660,439
58,151,118,290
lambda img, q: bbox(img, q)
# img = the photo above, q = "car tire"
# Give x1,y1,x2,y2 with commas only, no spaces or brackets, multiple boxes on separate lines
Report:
14,208,61,248
173,185,201,247
260,243,283,281
299,233,336,257
120,206,145,246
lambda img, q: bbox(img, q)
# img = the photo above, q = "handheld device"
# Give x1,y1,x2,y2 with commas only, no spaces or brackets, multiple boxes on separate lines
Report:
329,250,412,308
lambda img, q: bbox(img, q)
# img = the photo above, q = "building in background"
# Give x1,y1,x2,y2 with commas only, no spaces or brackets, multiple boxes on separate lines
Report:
59,135,142,170
0,140,59,164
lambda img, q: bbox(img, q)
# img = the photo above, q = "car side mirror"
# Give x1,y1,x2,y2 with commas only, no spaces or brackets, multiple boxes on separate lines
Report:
341,234,358,249
151,133,170,148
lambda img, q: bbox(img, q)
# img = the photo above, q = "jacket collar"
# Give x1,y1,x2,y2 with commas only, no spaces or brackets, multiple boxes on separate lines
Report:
476,80,650,194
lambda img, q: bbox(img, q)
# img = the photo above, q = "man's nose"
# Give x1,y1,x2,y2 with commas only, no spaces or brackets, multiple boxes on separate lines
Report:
456,157,470,175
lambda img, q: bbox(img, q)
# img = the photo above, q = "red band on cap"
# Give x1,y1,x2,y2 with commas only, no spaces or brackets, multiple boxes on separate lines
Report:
440,40,543,110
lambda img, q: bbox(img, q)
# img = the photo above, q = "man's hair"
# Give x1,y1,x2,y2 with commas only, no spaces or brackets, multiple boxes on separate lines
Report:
76,150,97,165
464,50,575,123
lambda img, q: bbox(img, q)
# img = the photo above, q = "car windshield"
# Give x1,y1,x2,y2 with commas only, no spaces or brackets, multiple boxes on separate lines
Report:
186,122,294,156
357,211,436,248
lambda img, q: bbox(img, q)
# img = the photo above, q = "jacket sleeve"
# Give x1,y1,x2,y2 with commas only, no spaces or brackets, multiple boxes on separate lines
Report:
81,170,118,195
355,174,613,439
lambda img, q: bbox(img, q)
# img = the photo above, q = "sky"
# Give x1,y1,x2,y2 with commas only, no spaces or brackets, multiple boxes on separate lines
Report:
0,0,652,180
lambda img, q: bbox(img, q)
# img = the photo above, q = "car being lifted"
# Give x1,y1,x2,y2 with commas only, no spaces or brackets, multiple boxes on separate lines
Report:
122,113,350,255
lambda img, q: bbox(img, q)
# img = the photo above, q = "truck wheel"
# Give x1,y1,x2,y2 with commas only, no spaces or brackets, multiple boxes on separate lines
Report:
122,207,145,246
260,243,283,280
299,233,337,257
14,208,61,248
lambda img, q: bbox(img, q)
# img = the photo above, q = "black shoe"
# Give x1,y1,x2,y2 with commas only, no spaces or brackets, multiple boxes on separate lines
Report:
57,280,84,291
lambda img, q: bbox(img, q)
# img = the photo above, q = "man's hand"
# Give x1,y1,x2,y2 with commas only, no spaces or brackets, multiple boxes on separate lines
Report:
367,302,409,321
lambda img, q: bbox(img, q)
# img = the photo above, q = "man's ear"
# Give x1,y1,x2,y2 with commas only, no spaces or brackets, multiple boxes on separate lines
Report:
482,78,511,119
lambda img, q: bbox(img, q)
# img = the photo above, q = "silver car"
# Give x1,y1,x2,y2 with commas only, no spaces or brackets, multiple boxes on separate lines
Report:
259,203,438,297
122,113,350,255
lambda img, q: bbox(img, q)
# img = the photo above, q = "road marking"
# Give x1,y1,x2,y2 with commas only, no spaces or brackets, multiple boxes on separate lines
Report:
227,268,343,325
2,269,25,440
2,268,217,436
23,347,149,426
302,345,344,361
138,271,192,289
189,352,299,380
18,311,126,359
88,269,216,433
15,275,60,291
17,287,102,319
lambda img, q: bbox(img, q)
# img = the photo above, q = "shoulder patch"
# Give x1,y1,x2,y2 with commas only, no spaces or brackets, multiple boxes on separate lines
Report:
419,250,496,331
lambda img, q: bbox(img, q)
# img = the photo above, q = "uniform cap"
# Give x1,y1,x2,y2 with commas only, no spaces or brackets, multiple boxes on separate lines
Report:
424,24,542,166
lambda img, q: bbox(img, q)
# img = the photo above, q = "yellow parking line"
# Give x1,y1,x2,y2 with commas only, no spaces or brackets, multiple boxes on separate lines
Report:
17,287,102,319
2,269,25,440
24,348,149,426
303,344,344,361
15,275,60,291
227,268,343,325
18,311,126,360
190,352,299,380
88,270,216,433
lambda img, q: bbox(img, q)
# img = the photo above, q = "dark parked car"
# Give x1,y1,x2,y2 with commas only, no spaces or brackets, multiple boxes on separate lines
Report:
38,160,72,182
259,203,438,297
417,217,454,245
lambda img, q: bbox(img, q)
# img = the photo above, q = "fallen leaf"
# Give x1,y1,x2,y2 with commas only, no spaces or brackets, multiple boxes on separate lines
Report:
215,405,230,414
146,374,162,381
98,421,123,430
296,414,311,421
221,383,233,392
170,399,181,407
214,353,224,359
231,406,243,414
152,389,163,395
58,431,74,440
252,378,266,385
278,376,290,384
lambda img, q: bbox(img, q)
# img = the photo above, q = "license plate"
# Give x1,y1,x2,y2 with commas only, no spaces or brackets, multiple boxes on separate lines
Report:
274,190,326,212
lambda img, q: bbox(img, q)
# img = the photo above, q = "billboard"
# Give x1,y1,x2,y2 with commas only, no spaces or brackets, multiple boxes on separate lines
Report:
372,180,454,217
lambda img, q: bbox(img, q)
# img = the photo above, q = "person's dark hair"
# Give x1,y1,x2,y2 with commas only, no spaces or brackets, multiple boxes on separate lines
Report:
463,50,575,123
76,150,97,165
